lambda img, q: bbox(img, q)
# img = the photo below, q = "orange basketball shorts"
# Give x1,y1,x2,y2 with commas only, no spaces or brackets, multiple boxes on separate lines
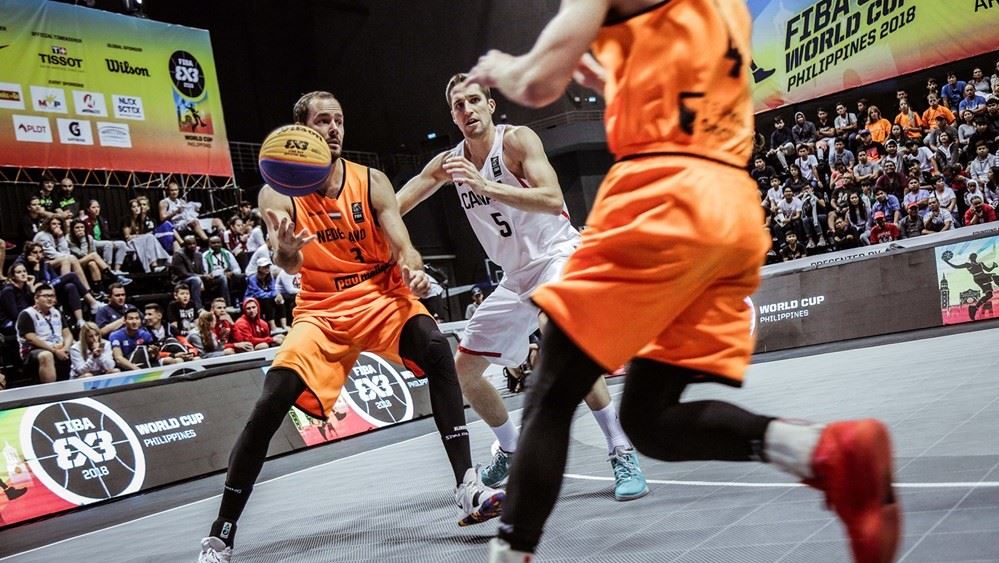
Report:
532,155,770,384
271,292,430,419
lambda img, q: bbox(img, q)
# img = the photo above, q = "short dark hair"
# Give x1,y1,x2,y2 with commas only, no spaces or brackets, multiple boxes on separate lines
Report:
144,303,163,314
107,282,125,294
173,282,191,293
34,283,54,297
124,308,142,319
292,91,338,124
445,73,491,105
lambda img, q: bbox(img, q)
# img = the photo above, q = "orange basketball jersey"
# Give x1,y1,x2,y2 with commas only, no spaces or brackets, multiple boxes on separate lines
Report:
593,0,754,167
291,159,407,314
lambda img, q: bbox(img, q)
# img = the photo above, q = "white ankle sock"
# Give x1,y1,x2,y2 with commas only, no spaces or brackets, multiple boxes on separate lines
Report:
491,419,519,453
591,403,631,454
764,419,824,479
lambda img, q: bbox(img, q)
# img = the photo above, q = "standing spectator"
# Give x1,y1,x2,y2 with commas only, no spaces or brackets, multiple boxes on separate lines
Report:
159,180,209,242
55,177,81,220
166,282,198,334
922,197,954,233
70,322,118,379
898,204,925,239
833,102,859,147
970,67,991,95
210,297,252,353
202,236,243,306
144,303,193,365
894,99,924,141
941,72,968,109
68,220,130,290
95,283,129,337
778,231,807,262
122,198,170,272
170,235,211,310
901,178,931,213
865,106,892,144
856,129,886,162
275,267,300,329
244,256,282,330
871,187,902,224
81,200,130,274
869,211,901,243
959,84,987,116
968,142,998,183
0,263,34,335
827,138,855,170
875,160,907,199
109,308,156,371
17,242,100,327
16,284,72,383
964,195,998,226
791,111,817,147
934,131,961,170
233,298,284,350
187,310,234,358
831,217,861,250
465,287,485,320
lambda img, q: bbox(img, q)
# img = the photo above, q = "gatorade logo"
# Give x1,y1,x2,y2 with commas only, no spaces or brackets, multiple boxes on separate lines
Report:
19,398,146,505
341,353,413,427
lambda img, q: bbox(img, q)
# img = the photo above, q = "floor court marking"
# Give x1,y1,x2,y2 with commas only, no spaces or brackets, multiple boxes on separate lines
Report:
563,473,999,488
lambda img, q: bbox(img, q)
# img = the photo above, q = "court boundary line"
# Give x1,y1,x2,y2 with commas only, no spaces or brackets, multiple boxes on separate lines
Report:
564,473,999,488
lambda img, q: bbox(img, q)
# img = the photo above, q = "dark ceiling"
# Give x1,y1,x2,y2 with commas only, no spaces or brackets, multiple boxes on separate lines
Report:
137,0,567,155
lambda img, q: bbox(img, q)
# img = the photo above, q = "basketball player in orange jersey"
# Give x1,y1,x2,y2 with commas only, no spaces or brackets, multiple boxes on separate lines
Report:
396,74,647,501
468,1,900,562
198,91,505,563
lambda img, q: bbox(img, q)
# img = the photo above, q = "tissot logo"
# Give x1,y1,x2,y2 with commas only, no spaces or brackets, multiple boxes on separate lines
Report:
51,45,67,55
105,59,150,77
38,45,83,68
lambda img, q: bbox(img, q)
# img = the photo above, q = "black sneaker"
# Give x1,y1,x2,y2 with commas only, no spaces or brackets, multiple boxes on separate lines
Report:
4,486,26,501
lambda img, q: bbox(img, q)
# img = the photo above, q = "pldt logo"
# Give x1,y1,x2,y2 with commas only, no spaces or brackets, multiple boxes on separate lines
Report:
19,398,146,505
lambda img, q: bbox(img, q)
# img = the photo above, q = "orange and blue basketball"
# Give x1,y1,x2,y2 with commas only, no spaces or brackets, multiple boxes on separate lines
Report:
258,125,333,196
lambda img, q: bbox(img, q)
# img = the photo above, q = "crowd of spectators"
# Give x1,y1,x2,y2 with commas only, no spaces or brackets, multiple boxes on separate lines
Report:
0,177,300,386
753,65,999,263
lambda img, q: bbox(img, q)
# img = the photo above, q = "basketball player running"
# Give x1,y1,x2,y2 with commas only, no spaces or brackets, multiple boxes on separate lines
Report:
397,74,648,500
468,1,900,561
198,92,504,563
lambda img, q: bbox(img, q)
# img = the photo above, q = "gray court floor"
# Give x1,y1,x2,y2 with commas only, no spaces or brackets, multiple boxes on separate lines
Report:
4,328,999,562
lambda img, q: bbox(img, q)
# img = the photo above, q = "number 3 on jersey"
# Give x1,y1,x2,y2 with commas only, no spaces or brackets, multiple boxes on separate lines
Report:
490,212,512,238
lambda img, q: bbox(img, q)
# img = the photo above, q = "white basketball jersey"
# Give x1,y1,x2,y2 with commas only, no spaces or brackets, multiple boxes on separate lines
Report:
450,125,580,274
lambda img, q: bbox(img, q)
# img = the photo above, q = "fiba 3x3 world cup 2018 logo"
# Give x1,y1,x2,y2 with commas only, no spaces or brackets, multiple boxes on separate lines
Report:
18,398,146,506
341,353,414,428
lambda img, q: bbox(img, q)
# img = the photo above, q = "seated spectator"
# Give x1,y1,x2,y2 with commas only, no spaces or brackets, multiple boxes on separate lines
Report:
234,200,260,225
865,106,892,144
853,150,882,184
959,84,987,116
0,263,34,335
16,284,72,383
968,142,997,183
791,111,817,147
166,282,198,334
966,117,996,156
881,139,904,173
33,216,94,284
941,72,967,109
869,211,900,243
96,283,129,337
799,185,829,248
67,220,130,290
767,116,796,172
81,199,130,274
783,163,810,194
985,97,999,141
794,144,823,188
159,180,209,242
898,204,925,239
223,216,250,268
70,322,118,379
56,177,81,221
244,256,284,330
233,298,284,350
245,215,267,255
828,180,853,229
209,297,251,353
856,129,885,162
971,67,992,95
986,167,999,205
109,308,157,371
750,156,777,194
886,123,905,147
831,217,861,250
17,242,101,327
901,178,931,212
964,195,998,226
773,186,804,242
203,236,244,306
33,175,71,223
171,235,211,310
828,137,855,169
845,192,871,242
815,107,837,147
922,197,954,233
778,231,807,262
833,102,859,146
144,303,194,365
932,177,960,218
876,157,907,199
894,99,924,141
122,198,170,272
903,139,939,181
465,287,484,320
965,180,988,209
762,176,783,211
871,187,902,224
187,310,235,358
933,131,961,171
275,265,300,329
958,109,978,148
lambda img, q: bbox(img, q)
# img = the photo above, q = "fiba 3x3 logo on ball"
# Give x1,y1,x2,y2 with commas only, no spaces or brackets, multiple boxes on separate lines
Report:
18,398,146,506
341,353,414,428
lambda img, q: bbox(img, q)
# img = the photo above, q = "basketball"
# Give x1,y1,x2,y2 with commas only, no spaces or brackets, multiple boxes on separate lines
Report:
942,250,954,261
258,124,333,196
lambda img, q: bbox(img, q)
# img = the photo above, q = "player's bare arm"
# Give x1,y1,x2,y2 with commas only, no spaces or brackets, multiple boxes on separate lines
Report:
467,0,609,107
443,127,564,214
369,169,431,297
396,151,452,216
259,184,314,275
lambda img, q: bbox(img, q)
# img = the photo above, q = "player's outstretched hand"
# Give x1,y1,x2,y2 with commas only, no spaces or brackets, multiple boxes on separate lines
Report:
265,209,316,254
573,53,606,92
402,265,431,298
443,156,487,193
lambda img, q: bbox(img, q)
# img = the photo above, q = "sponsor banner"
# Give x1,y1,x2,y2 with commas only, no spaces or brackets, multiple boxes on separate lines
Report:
11,114,52,143
751,248,941,351
56,118,93,145
749,0,999,113
0,0,232,175
934,235,999,325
